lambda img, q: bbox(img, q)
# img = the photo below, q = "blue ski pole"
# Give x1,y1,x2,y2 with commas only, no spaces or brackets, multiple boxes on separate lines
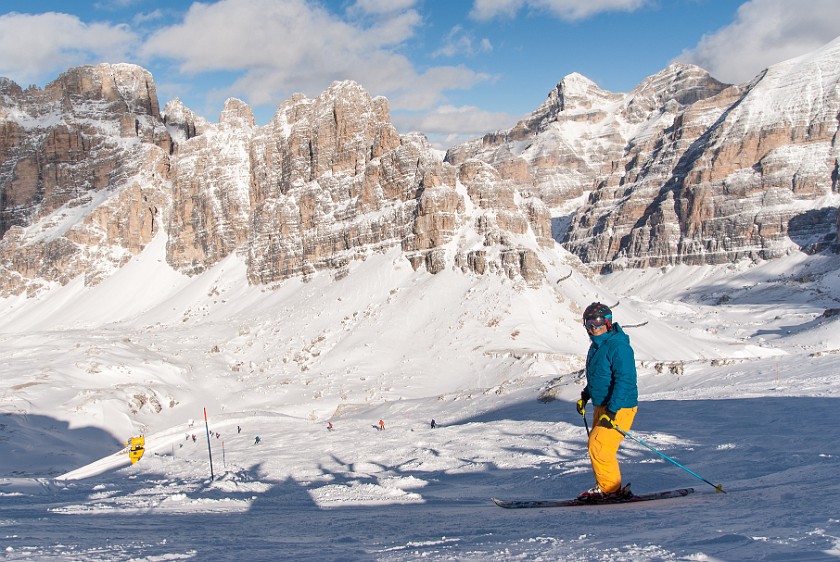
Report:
611,422,725,493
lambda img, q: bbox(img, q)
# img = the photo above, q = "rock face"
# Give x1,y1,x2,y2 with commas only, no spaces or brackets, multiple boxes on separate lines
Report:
1,37,840,296
448,38,840,271
0,70,549,296
243,82,548,284
0,64,172,294
246,83,414,283
165,97,254,275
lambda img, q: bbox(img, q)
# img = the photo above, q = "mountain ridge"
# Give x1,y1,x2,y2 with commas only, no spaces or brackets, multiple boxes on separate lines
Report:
1,37,839,297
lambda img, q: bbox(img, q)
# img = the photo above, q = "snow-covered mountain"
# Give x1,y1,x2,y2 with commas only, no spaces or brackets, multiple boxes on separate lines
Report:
3,37,840,296
448,36,840,272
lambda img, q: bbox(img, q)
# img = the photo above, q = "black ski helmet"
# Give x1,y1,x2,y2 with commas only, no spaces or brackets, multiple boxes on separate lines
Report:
582,302,612,330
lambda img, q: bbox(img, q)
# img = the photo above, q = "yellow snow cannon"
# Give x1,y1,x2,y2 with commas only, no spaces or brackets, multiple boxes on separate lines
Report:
126,436,146,464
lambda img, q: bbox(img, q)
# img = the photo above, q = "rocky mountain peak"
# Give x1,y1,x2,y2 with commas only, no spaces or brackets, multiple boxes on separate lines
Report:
550,72,618,113
560,41,840,270
322,79,368,98
219,97,256,129
45,63,161,119
445,40,840,272
0,62,174,295
0,76,23,99
162,98,210,142
624,62,730,116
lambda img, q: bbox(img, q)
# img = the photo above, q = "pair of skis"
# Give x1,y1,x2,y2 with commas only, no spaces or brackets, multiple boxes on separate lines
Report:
492,487,694,509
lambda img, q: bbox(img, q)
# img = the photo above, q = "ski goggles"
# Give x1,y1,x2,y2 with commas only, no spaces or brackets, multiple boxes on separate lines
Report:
584,316,609,329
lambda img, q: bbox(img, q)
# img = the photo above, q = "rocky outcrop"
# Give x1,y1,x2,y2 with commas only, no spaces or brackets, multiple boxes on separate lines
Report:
3,36,840,296
166,98,255,275
246,82,460,282
162,98,206,142
0,64,172,295
0,64,171,232
446,72,627,208
449,38,840,271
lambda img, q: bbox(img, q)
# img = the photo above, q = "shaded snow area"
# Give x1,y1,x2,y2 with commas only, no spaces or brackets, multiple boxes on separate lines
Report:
1,236,840,561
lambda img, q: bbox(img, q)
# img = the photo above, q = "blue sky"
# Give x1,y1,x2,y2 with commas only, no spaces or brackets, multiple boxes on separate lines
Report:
1,0,839,148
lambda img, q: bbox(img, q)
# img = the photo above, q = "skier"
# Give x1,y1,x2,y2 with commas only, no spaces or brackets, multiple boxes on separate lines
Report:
576,302,638,501
327,422,333,431
237,425,241,434
378,419,385,431
430,419,437,429
254,435,261,445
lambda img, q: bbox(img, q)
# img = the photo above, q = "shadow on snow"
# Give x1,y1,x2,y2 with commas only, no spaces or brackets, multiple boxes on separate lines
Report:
3,395,839,561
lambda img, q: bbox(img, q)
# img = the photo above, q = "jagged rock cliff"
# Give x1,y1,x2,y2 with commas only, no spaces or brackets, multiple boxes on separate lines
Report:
1,37,839,296
0,64,172,294
448,38,840,271
0,67,549,296
244,81,548,284
165,97,254,275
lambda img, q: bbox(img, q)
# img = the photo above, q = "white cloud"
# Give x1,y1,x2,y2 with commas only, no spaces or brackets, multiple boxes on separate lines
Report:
140,0,492,112
0,12,138,86
388,66,495,111
352,0,419,16
433,25,494,58
677,0,840,84
470,0,525,20
133,9,165,25
393,104,521,149
470,0,648,21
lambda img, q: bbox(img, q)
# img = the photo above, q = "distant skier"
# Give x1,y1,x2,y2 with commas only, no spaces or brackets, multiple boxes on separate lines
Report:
576,302,638,501
254,435,261,445
191,434,196,443
237,425,241,434
430,419,437,429
378,419,385,431
327,422,333,431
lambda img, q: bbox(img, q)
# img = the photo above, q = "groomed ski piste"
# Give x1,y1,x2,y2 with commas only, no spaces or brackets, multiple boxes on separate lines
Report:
1,234,840,561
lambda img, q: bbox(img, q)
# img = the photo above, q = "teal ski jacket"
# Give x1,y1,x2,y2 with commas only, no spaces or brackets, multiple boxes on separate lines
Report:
583,323,638,412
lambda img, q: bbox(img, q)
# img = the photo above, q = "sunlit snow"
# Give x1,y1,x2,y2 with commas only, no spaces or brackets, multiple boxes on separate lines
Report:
1,227,839,560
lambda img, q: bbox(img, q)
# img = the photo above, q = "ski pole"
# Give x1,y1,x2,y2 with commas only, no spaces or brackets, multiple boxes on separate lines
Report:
577,398,590,437
613,424,725,493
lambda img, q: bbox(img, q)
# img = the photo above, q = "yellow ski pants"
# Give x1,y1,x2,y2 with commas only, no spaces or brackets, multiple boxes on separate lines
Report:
588,405,637,493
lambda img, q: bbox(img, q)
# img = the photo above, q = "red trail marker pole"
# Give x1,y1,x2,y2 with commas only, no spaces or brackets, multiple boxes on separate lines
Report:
203,407,215,480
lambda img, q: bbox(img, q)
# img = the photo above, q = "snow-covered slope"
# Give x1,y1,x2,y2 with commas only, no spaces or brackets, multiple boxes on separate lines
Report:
0,222,782,443
2,222,840,559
